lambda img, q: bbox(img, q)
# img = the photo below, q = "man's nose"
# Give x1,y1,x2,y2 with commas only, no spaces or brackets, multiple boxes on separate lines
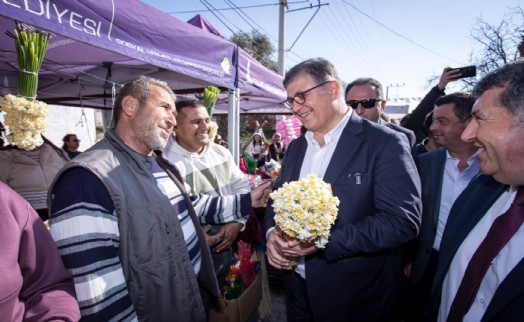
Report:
461,119,477,142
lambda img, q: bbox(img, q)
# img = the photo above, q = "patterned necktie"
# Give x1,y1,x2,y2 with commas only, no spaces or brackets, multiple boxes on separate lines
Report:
447,186,524,322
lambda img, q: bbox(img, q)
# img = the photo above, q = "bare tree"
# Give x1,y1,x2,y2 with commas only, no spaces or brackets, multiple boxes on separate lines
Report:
466,6,524,86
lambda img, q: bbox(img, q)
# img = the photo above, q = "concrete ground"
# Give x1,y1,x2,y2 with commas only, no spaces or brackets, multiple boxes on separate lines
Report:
259,268,287,322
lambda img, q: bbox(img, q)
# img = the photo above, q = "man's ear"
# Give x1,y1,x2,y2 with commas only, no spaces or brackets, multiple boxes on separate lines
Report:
380,100,387,112
328,81,341,99
121,96,139,116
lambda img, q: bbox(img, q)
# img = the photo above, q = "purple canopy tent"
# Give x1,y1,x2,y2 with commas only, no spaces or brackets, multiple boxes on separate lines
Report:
0,0,238,107
185,14,288,157
186,14,225,39
0,0,287,160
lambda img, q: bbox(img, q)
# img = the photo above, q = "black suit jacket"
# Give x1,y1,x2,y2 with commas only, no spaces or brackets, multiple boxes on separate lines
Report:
380,118,417,147
410,148,446,283
265,112,422,321
427,175,524,321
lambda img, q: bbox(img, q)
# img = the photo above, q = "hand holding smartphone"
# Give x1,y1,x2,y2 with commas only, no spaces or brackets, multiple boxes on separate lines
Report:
452,65,477,79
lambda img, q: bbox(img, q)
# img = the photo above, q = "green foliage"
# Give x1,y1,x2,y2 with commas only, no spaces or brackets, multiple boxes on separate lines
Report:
230,29,278,72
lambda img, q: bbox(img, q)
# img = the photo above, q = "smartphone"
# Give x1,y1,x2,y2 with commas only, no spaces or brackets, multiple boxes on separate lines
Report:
453,65,477,79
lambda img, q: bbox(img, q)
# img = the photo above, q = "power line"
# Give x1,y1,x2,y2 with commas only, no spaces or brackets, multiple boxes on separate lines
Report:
341,0,463,65
168,2,280,15
224,0,259,32
167,1,309,14
199,0,241,34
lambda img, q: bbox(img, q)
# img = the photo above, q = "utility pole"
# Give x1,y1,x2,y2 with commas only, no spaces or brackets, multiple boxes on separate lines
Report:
386,83,405,100
278,1,288,76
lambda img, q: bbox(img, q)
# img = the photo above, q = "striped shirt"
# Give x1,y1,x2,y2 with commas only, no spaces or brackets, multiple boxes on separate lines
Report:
49,159,251,321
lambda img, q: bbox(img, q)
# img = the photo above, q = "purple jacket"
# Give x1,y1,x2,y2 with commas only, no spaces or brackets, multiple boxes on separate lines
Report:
0,182,80,322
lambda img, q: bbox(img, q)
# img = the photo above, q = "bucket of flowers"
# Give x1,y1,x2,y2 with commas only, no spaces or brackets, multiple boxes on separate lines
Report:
209,240,263,322
0,24,49,151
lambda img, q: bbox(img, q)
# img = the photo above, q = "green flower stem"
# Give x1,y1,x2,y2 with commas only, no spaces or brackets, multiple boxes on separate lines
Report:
15,24,49,100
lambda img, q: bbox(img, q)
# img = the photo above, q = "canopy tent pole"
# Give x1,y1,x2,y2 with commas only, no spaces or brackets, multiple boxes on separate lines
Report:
228,88,240,165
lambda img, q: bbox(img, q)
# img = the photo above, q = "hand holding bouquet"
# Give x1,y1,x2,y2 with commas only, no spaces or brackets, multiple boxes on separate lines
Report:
270,174,339,249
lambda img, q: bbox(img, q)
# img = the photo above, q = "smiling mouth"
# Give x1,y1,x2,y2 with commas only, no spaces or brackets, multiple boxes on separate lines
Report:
297,110,312,118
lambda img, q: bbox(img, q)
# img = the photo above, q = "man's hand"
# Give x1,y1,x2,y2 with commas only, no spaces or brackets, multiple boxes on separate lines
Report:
203,224,225,248
438,67,461,91
250,181,272,208
213,222,243,252
266,229,318,270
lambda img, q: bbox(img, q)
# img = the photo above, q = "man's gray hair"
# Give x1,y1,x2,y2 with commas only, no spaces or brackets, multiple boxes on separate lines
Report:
112,76,175,126
283,58,342,88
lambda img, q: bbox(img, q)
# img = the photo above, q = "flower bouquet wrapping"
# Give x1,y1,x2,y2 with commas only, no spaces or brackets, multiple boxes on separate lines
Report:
263,159,281,179
270,174,340,255
0,24,49,151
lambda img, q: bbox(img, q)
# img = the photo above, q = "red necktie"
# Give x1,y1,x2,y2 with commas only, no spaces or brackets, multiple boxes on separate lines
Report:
447,186,524,322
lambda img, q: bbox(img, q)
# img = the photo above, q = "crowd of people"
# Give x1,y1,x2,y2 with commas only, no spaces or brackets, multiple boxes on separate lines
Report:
1,56,524,322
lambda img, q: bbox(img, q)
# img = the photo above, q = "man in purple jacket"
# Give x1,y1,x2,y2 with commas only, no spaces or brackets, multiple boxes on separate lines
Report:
0,182,80,322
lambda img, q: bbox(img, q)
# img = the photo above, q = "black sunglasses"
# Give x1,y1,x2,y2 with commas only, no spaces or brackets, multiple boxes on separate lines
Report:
346,99,381,109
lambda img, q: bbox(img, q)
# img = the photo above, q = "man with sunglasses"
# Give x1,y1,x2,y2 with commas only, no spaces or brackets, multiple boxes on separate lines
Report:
345,77,416,147
265,58,421,321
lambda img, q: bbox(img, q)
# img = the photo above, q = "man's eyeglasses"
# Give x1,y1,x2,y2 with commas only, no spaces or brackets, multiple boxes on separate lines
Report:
346,99,381,109
72,139,80,143
283,81,331,109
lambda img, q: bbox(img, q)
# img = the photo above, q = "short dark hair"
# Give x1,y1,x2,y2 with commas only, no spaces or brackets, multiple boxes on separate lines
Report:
473,59,524,126
345,77,384,99
434,92,475,122
112,76,175,126
283,58,341,88
175,99,205,116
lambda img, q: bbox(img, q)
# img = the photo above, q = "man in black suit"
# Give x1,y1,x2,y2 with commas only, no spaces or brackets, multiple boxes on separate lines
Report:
265,58,421,321
405,92,479,320
428,60,524,321
345,77,416,146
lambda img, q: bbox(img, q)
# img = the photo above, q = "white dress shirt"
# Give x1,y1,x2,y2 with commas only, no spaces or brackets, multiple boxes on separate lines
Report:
293,109,352,279
433,150,480,251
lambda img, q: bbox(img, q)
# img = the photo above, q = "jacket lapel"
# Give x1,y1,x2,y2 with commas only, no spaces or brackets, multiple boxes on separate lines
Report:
323,112,363,184
430,150,447,226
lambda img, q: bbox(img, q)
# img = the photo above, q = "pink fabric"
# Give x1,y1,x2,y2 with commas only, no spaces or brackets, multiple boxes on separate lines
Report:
0,182,80,322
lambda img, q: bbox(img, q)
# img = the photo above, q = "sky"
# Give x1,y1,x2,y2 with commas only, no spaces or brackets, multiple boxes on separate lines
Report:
143,0,522,98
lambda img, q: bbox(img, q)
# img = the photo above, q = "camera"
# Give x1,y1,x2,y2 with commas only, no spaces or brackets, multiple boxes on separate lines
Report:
452,65,477,79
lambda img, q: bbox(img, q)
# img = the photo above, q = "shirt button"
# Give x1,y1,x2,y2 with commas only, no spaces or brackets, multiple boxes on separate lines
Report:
479,298,486,305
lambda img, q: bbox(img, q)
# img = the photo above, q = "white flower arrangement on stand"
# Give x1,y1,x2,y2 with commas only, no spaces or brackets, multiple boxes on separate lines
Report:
0,24,49,151
0,95,47,150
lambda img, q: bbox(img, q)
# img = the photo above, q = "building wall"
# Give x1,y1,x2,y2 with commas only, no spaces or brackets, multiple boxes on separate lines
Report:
43,105,98,151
